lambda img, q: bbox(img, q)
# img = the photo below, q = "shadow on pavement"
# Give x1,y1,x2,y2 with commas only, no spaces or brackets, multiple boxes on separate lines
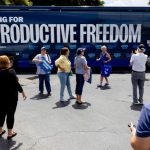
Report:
72,102,91,110
26,76,38,80
52,101,71,109
30,94,49,100
130,104,143,111
96,86,111,90
0,138,23,150
145,78,150,81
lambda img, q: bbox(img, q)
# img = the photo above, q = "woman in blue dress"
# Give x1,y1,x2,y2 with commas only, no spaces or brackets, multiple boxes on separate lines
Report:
96,45,112,87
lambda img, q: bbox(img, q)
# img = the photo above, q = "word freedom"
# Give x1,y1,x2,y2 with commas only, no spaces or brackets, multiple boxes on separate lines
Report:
0,24,141,44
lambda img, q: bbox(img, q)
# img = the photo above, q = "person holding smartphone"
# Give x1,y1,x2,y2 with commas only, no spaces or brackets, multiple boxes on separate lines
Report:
129,104,150,150
130,44,147,105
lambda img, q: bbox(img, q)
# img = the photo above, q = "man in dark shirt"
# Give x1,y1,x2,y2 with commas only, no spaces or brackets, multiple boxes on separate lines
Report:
129,104,150,150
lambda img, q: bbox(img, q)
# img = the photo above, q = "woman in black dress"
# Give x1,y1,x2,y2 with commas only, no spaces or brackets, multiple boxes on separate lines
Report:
0,55,26,139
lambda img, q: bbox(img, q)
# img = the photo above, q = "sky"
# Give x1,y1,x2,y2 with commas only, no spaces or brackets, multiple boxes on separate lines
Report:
104,0,149,6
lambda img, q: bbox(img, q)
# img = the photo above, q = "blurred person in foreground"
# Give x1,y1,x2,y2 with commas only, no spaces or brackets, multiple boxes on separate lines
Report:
129,103,150,150
0,55,26,140
130,44,147,105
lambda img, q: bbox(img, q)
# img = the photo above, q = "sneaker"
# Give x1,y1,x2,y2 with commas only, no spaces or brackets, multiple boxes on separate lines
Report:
60,100,69,104
139,102,143,105
133,102,139,105
104,83,109,86
60,99,65,102
39,92,43,95
69,95,76,100
47,92,51,96
97,84,102,88
138,101,143,105
138,99,143,104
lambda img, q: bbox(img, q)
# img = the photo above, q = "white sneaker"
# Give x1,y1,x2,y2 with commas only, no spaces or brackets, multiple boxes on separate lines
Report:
138,99,143,104
133,102,139,105
60,99,65,102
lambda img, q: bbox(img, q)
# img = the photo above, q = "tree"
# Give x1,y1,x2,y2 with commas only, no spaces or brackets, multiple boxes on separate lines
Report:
14,0,33,6
32,0,104,6
0,0,104,6
0,0,13,5
1,0,32,6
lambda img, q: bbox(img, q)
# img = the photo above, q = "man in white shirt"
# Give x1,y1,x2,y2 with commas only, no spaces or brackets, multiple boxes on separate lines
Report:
130,44,147,105
32,47,52,96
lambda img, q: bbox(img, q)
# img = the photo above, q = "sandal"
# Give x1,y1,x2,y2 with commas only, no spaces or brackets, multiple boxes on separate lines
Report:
0,130,6,137
7,132,17,140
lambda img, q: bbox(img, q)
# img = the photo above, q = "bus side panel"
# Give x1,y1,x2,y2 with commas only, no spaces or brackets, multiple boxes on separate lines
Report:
0,9,149,69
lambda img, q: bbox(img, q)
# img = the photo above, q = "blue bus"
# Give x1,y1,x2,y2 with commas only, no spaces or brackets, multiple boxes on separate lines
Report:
0,6,150,69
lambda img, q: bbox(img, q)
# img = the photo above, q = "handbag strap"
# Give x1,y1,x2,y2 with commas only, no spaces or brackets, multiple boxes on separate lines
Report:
47,54,51,62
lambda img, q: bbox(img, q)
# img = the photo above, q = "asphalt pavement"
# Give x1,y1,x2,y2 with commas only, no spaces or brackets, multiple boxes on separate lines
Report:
0,73,150,150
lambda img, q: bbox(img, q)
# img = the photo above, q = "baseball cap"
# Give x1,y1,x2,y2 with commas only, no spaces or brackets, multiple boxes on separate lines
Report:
41,47,46,51
77,47,85,52
138,44,146,52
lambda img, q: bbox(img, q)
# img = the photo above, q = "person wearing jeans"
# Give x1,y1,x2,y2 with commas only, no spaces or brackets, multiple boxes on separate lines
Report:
130,44,147,105
55,47,75,102
39,74,51,95
32,47,52,96
58,72,73,101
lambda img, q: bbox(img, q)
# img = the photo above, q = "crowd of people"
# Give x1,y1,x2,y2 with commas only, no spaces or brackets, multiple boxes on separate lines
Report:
32,45,112,104
0,44,150,150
